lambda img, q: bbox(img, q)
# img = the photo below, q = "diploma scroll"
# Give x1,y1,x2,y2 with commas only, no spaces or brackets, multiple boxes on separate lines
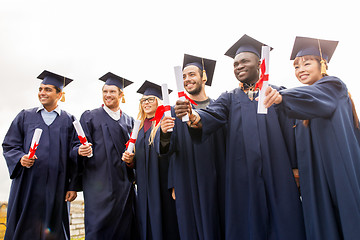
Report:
161,83,173,132
257,45,270,114
28,128,43,159
73,120,93,157
126,120,141,153
174,66,189,122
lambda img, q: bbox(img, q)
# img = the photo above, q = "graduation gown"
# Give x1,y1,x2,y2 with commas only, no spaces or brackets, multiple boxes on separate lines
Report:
279,76,360,240
75,107,137,240
197,87,306,240
2,108,79,240
167,99,227,240
134,123,180,240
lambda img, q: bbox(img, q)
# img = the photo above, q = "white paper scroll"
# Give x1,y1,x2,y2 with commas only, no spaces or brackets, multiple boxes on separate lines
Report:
161,83,173,132
126,120,141,153
73,120,93,157
257,45,271,114
174,66,189,122
28,128,43,159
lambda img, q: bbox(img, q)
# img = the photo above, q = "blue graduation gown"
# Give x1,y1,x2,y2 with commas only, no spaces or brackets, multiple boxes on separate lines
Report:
279,76,360,240
167,99,227,240
2,108,80,240
75,107,137,240
197,87,306,240
134,124,180,240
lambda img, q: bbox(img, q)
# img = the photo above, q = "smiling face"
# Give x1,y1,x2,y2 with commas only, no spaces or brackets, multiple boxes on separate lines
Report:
294,56,323,85
140,95,158,118
38,84,62,110
102,84,122,110
233,52,260,85
183,65,204,95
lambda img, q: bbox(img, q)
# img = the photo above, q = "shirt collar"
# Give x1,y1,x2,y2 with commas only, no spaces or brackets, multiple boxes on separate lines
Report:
103,105,121,121
36,105,61,115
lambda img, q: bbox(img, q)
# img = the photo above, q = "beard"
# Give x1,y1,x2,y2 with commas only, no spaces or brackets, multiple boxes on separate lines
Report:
186,82,202,95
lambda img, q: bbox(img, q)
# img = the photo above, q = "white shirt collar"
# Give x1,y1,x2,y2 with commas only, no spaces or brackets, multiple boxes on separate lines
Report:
103,105,121,121
36,105,61,115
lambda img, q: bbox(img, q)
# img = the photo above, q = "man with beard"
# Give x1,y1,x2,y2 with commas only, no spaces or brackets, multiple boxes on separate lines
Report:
2,70,79,240
174,35,306,240
161,54,226,240
74,72,138,240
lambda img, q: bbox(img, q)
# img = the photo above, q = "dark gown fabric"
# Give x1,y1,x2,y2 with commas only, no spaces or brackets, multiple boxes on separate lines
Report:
280,76,360,240
167,99,227,240
134,120,180,240
197,86,306,240
74,107,138,240
2,108,80,240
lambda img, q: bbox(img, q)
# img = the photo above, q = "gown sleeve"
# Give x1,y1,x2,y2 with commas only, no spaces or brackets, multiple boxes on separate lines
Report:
2,110,26,179
279,76,344,120
198,91,230,137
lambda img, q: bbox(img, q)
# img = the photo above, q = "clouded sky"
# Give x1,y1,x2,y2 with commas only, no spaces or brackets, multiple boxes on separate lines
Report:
0,0,359,201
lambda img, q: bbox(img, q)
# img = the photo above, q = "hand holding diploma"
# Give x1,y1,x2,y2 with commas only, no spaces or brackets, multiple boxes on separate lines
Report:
73,120,93,157
125,120,141,154
22,128,42,168
161,116,175,133
263,86,282,107
122,151,135,168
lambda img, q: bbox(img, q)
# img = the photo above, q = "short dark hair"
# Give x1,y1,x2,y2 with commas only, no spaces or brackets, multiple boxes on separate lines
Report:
54,86,62,93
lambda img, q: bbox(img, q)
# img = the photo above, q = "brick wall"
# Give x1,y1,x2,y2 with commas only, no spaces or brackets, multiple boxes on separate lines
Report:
0,201,85,240
69,201,85,239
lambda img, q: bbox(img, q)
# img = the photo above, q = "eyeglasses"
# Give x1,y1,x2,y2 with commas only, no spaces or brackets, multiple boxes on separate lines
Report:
140,97,156,104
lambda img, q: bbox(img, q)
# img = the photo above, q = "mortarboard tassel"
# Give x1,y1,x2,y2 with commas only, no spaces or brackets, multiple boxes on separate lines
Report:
318,39,328,76
60,76,66,102
201,58,207,81
320,59,327,76
121,78,126,103
60,92,65,102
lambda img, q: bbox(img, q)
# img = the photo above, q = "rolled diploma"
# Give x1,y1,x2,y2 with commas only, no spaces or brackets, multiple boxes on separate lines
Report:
28,128,43,158
126,120,141,153
174,66,189,122
257,45,270,114
73,120,93,157
161,83,173,132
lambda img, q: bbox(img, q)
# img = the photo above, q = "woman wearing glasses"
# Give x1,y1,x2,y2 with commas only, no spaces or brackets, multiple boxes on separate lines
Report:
122,80,179,240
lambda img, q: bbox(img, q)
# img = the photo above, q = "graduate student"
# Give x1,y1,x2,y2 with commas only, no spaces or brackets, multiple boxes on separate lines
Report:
266,36,360,240
161,54,226,240
122,80,180,240
2,70,79,240
174,35,306,240
75,72,138,240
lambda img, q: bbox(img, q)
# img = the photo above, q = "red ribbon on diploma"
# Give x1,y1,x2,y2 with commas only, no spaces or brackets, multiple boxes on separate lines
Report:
255,59,269,90
28,142,39,159
150,105,171,126
178,91,197,106
125,138,136,149
78,136,87,145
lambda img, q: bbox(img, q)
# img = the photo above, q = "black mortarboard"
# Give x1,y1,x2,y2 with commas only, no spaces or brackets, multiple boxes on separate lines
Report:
290,36,338,62
99,72,133,90
37,70,73,90
225,34,272,59
137,80,172,100
182,54,216,86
